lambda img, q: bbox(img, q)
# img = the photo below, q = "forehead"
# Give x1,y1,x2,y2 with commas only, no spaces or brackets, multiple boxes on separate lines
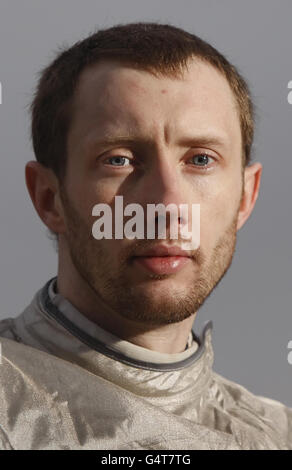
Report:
68,57,241,152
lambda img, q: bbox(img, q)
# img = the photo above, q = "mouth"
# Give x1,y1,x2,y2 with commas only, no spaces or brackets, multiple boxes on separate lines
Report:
132,255,191,275
132,245,192,275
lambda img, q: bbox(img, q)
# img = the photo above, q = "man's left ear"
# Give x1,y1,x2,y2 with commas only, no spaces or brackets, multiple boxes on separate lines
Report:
237,162,263,231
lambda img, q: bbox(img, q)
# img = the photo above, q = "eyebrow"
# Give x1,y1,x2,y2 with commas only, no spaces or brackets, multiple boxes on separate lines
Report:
175,134,228,149
93,132,229,151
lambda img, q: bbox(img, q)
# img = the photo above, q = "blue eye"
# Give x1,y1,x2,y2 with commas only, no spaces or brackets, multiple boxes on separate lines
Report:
191,153,214,168
104,153,215,169
106,156,131,167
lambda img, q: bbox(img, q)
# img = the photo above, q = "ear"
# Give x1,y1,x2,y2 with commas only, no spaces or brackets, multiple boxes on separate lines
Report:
25,161,66,234
237,162,263,231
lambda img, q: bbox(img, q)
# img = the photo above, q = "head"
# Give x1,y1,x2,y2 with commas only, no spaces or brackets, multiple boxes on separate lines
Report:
26,22,262,327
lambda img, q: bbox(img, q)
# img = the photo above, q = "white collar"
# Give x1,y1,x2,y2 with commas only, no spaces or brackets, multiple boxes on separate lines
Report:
48,277,199,364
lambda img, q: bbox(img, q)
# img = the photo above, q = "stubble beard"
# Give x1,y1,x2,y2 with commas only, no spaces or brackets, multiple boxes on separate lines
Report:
60,187,240,327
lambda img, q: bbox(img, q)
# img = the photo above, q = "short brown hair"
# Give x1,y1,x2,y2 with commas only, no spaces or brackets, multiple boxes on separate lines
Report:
30,21,256,184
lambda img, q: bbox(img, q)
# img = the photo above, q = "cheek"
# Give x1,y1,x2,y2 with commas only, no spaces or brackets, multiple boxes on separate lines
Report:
199,179,241,249
69,179,116,228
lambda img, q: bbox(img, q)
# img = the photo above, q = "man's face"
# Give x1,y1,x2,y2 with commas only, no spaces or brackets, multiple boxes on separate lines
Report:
60,58,243,326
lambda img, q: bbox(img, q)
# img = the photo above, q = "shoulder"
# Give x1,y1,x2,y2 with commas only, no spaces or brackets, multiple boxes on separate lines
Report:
0,337,89,449
0,317,19,341
210,370,292,447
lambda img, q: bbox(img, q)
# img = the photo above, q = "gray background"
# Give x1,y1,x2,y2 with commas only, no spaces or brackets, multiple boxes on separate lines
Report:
0,0,291,406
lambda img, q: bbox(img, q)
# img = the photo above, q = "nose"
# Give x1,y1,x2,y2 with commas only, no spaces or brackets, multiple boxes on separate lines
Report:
143,153,187,201
137,155,192,240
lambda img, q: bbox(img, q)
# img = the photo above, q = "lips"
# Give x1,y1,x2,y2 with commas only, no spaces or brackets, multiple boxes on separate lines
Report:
132,245,192,275
133,245,192,258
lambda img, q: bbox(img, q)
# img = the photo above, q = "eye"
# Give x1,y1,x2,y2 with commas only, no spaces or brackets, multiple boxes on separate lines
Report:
105,156,132,167
189,153,216,169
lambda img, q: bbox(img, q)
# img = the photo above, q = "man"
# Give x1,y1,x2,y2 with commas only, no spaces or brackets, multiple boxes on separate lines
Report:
0,21,291,450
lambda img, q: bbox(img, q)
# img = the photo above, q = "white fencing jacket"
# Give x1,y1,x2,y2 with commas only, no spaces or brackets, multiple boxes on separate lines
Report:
0,277,291,450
